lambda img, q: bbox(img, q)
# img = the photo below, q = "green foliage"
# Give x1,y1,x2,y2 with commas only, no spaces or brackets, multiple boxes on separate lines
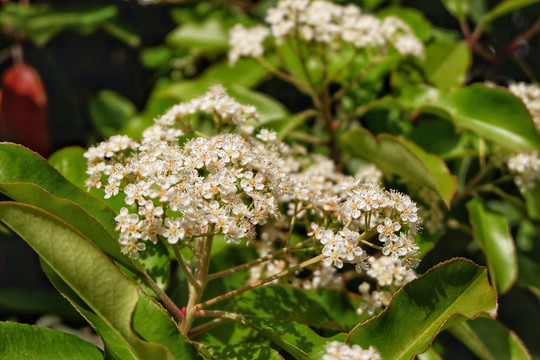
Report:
342,127,456,207
449,319,531,360
0,203,198,360
89,90,137,138
347,259,497,359
467,199,518,293
422,40,471,88
0,3,139,46
399,84,540,151
0,322,103,360
3,0,540,358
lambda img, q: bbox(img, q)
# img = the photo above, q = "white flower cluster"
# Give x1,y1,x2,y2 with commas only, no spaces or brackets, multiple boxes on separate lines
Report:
86,131,291,258
508,151,540,192
150,84,257,135
86,86,421,278
509,82,540,132
228,25,270,65
356,256,416,315
355,164,383,184
229,0,424,65
309,182,421,272
323,341,381,360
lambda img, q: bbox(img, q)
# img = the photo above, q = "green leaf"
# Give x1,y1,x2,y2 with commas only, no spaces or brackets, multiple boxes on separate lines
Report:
422,40,470,88
226,285,342,329
449,318,531,360
244,318,346,360
89,90,137,138
0,182,134,271
441,0,471,20
101,17,141,47
156,81,288,125
140,46,173,69
523,182,540,220
48,146,127,214
467,198,517,293
398,84,540,151
0,143,118,236
347,258,498,360
200,58,267,89
376,6,432,41
166,18,228,52
517,254,540,291
0,321,103,360
228,85,289,124
138,240,171,292
0,202,199,360
40,263,138,360
342,127,456,207
482,0,540,23
48,147,89,190
0,4,118,46
417,346,443,360
204,344,283,360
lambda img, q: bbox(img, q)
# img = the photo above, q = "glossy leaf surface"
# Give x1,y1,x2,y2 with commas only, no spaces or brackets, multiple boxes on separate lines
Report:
422,40,470,88
342,127,456,207
0,202,197,360
450,318,531,360
0,322,103,360
398,84,540,151
0,143,118,236
347,258,497,360
467,198,517,293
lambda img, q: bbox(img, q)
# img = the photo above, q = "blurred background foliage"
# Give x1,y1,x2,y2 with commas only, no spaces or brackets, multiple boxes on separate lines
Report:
2,0,540,358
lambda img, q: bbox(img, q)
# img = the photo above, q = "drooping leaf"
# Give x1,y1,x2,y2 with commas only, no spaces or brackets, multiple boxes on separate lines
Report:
0,321,103,360
0,202,199,360
449,318,531,360
422,40,470,88
467,198,517,293
398,84,540,151
482,0,540,23
89,90,137,138
347,258,498,360
342,127,456,207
